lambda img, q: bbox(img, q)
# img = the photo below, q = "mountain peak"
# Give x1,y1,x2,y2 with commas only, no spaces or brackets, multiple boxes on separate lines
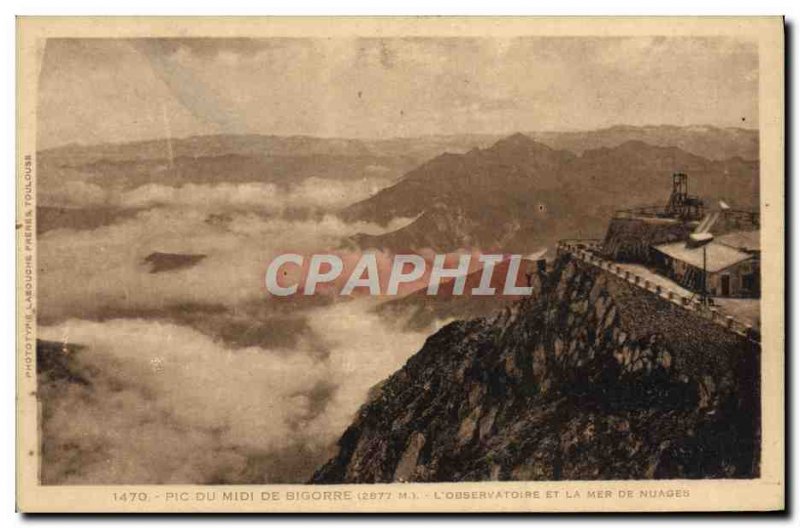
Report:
505,131,533,142
491,132,539,149
485,133,564,160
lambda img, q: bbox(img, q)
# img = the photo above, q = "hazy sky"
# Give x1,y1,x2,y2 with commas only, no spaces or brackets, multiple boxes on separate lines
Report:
37,36,758,149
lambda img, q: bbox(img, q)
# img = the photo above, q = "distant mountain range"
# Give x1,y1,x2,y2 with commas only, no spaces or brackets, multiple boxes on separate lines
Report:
38,126,759,252
342,133,759,254
38,125,756,190
41,124,757,164
528,124,757,161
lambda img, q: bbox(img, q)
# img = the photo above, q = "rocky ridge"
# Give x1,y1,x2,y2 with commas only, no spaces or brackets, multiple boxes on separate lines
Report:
312,255,760,483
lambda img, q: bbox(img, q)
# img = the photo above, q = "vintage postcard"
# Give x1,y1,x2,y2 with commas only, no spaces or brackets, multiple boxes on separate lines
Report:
16,16,784,513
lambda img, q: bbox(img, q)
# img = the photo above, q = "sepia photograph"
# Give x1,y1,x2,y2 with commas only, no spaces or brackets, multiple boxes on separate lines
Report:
15,16,785,513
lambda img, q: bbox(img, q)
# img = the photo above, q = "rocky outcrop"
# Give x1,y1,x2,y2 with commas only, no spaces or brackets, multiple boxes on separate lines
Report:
143,252,206,273
312,255,760,483
376,258,544,331
601,216,693,263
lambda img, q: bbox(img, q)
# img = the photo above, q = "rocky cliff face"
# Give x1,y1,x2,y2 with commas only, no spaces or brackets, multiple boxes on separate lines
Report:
602,217,693,262
312,255,760,483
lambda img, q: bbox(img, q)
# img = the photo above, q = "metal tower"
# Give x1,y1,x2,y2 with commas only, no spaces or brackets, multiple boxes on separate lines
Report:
664,173,705,221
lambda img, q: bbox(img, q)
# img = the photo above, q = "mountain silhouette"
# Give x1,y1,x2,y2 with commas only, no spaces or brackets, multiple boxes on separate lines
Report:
342,134,758,253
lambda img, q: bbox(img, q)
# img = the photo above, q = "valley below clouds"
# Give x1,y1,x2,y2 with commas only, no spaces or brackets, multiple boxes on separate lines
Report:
37,170,433,484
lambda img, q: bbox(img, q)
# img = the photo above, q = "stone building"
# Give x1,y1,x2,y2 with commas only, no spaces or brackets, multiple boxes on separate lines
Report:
652,230,760,297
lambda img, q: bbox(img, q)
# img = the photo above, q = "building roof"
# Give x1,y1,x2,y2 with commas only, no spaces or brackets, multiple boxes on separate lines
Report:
653,240,754,273
716,230,760,252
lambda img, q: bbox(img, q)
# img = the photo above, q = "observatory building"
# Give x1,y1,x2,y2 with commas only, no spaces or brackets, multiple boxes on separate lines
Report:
652,234,759,297
600,173,760,298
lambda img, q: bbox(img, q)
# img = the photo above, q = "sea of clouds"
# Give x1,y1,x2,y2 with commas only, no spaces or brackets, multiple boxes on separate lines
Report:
37,174,438,484
39,176,394,212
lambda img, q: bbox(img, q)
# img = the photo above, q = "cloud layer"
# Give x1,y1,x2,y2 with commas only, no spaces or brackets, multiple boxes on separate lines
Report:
39,176,394,212
38,177,413,323
36,170,438,484
39,300,430,484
